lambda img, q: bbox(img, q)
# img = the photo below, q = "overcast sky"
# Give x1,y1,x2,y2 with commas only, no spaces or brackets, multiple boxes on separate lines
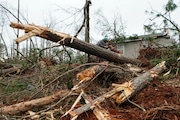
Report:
1,0,180,43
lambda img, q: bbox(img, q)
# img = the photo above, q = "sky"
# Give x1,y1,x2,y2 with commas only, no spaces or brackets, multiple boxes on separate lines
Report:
1,0,180,44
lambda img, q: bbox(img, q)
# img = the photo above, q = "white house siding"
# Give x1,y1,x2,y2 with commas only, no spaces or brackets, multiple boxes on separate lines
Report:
117,37,175,59
152,37,175,47
124,41,141,59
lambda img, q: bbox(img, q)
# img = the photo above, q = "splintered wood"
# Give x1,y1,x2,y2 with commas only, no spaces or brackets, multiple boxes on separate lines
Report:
10,22,72,44
112,82,134,104
65,61,166,119
76,65,99,82
112,61,166,104
72,62,108,91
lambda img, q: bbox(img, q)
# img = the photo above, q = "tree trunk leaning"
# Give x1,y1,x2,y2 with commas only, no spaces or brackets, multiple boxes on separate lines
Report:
10,22,148,66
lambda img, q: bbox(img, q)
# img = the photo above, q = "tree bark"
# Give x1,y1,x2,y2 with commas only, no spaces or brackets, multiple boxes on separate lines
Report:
10,22,148,66
45,31,146,66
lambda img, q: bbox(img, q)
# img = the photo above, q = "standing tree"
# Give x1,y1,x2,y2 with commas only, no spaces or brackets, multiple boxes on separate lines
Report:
16,0,20,57
84,0,91,43
84,0,91,61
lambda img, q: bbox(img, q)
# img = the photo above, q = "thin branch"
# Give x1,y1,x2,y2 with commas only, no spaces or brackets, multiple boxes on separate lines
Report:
74,0,91,38
122,91,146,111
74,19,85,37
159,13,180,31
150,9,180,32
29,62,110,100
62,45,72,65
14,48,33,64
0,4,22,24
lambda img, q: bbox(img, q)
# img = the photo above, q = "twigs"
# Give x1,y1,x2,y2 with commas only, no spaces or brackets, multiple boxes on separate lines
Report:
0,4,23,24
23,91,74,119
14,48,33,64
29,62,110,100
24,62,109,119
61,90,84,118
1,61,166,116
143,105,180,120
122,91,146,112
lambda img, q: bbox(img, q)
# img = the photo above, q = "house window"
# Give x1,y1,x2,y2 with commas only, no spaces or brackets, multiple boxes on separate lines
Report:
142,40,148,48
117,44,124,54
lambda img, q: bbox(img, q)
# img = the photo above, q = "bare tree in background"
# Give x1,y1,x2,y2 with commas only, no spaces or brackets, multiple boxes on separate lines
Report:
94,9,126,39
0,34,8,58
0,3,23,59
16,0,20,57
84,0,91,61
0,7,8,58
54,1,93,62
84,0,91,43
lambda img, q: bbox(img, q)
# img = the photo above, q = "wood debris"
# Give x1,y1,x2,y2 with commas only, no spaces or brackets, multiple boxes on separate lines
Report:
2,22,174,120
66,61,166,119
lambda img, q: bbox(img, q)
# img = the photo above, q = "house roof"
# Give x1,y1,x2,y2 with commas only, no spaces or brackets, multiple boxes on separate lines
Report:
124,33,170,43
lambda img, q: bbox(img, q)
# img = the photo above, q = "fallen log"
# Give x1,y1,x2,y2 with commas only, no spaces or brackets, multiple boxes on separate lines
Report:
10,22,148,66
0,67,21,75
0,63,22,75
0,63,22,69
0,90,69,115
68,61,166,117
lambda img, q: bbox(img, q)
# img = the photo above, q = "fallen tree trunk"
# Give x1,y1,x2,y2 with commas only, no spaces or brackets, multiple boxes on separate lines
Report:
10,22,148,66
0,90,69,115
68,61,166,117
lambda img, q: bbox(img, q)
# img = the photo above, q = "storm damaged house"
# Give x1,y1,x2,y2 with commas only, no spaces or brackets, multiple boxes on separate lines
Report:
117,33,175,59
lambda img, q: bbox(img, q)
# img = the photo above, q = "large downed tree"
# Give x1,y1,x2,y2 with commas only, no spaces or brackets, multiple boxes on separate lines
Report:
10,22,148,66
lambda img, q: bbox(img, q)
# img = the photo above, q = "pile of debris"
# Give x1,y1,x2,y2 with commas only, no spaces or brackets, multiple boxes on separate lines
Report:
0,23,179,120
